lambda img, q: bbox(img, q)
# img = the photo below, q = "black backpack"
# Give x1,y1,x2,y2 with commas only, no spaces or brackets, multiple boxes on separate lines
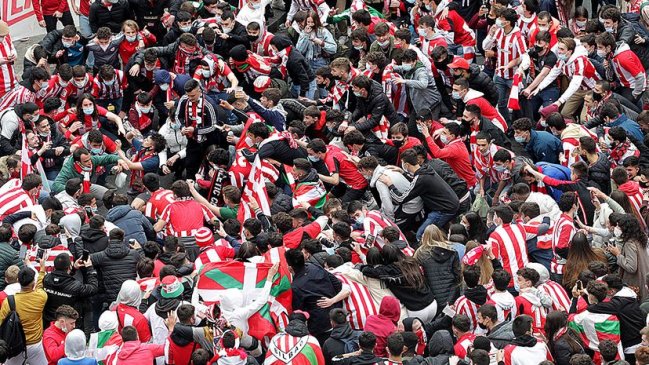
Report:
339,331,362,354
0,295,27,361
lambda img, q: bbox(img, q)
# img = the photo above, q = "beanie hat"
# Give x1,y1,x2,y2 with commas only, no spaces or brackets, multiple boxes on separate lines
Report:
195,227,215,248
230,45,248,62
154,69,171,85
254,76,272,93
161,276,184,299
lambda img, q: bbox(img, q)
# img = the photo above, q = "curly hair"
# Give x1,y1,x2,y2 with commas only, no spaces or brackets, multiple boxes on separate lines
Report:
619,214,648,248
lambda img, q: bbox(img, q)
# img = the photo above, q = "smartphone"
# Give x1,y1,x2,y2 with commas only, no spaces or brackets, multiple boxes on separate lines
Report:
19,245,27,260
82,249,90,261
576,280,583,290
36,248,45,260
365,234,376,247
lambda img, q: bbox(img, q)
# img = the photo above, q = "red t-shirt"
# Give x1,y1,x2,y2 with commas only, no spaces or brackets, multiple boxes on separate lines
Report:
324,146,368,190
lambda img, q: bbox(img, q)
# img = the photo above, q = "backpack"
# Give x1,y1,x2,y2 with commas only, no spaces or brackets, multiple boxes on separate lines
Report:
0,295,27,360
339,331,362,354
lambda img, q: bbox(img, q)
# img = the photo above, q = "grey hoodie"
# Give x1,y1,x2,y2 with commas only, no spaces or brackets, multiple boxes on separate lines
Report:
370,165,422,221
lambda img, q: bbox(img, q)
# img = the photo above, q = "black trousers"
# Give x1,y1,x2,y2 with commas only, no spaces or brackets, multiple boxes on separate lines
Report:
44,11,74,33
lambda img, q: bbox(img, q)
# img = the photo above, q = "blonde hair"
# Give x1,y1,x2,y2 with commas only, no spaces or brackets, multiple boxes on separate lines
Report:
122,20,139,33
464,241,493,285
414,225,452,260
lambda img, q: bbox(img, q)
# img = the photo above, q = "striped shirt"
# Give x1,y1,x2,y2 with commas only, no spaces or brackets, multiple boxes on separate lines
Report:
454,295,481,333
487,223,537,287
0,84,37,110
334,273,378,330
551,213,575,275
194,241,235,270
539,280,571,312
144,189,175,220
28,244,73,272
483,26,527,80
0,186,35,220
159,198,217,237
91,70,128,100
611,45,646,91
0,35,18,100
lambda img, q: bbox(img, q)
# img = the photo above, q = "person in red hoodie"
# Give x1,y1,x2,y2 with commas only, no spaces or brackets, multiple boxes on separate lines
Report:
33,0,74,32
115,325,165,364
420,121,477,188
363,295,401,357
387,122,425,165
42,305,79,365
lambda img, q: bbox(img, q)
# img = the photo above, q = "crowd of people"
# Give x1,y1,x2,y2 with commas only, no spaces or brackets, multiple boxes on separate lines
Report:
2,0,649,363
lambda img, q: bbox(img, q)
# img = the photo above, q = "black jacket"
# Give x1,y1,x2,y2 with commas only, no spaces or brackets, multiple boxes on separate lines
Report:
39,30,88,65
285,49,316,97
405,330,454,365
214,22,250,58
80,225,109,254
589,295,644,349
359,142,398,166
33,126,70,172
88,0,134,34
43,268,98,323
467,64,499,106
426,159,468,202
351,80,398,142
587,152,611,195
323,323,357,365
550,329,585,365
291,263,343,336
416,246,461,308
361,263,436,311
90,239,142,304
389,164,459,214
128,0,170,40
616,17,649,70
338,350,384,365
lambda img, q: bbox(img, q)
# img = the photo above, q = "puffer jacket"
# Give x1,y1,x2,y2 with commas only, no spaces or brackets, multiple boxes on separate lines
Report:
406,330,454,365
0,242,22,290
426,159,469,203
395,61,441,115
42,268,98,323
415,246,461,308
488,320,515,349
115,341,164,364
364,296,401,357
80,225,109,254
105,205,154,245
322,323,357,364
88,0,133,34
90,239,142,305
271,192,293,214
587,152,611,195
351,79,398,142
617,16,649,70
467,64,498,105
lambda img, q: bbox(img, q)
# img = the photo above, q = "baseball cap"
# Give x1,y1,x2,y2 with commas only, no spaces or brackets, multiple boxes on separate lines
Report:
448,58,470,70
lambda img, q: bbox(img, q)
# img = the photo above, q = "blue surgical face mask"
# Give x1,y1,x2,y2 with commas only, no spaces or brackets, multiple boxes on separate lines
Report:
180,25,192,32
104,79,115,86
493,164,507,172
514,135,526,143
355,215,364,225
126,35,137,42
82,106,94,115
451,91,461,100
308,155,320,162
90,147,104,154
402,63,413,72
171,121,182,130
557,53,568,62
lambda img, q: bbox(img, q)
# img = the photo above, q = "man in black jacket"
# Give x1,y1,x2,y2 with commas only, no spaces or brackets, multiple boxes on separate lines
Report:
343,130,398,165
349,75,398,143
336,332,384,365
214,11,250,57
88,0,133,34
80,215,109,254
43,253,98,328
461,104,511,150
33,115,70,180
129,0,171,41
270,35,316,99
38,25,88,67
449,58,499,106
323,308,358,365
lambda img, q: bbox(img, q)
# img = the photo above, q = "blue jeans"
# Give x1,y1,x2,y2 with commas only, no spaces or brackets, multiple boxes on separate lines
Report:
310,58,329,99
78,15,92,38
416,210,457,241
523,86,560,120
448,44,464,57
291,78,318,100
494,76,513,125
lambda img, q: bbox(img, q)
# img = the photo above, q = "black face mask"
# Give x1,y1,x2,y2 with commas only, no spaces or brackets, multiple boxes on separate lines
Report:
477,322,488,330
393,139,404,147
461,118,472,125
592,92,603,101
331,75,341,81
247,35,259,42
434,60,448,71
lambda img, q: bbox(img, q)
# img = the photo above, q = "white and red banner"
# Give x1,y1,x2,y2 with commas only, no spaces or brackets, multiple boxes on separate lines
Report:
1,0,42,41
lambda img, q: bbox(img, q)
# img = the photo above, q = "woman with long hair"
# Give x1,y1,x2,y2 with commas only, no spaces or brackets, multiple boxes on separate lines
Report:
362,244,437,322
295,10,337,74
606,214,649,300
562,232,607,290
461,212,488,244
545,311,585,365
63,93,126,139
610,190,646,230
414,225,461,311
464,241,495,288
577,187,625,247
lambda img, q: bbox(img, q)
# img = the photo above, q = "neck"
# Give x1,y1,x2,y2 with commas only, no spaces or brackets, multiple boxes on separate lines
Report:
389,356,402,362
504,25,513,33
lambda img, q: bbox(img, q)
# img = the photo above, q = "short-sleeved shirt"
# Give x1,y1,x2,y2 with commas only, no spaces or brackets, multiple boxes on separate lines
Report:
133,139,160,173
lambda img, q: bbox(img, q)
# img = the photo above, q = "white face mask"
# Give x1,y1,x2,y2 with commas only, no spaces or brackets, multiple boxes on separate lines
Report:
614,227,622,238
159,83,169,91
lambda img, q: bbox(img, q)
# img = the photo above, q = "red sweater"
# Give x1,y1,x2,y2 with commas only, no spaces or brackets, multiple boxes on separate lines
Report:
424,136,477,187
42,323,66,365
33,0,70,21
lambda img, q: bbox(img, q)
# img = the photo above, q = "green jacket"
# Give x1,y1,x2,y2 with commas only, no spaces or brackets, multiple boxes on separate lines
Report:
0,242,23,290
52,154,120,194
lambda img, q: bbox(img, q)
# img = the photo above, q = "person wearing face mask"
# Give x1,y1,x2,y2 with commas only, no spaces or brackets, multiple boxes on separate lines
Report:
347,200,409,250
270,35,317,99
568,6,589,37
246,21,275,57
527,11,558,49
417,16,449,61
118,20,156,65
368,23,396,61
0,67,50,110
88,0,132,34
39,25,87,68
548,192,578,283
52,147,123,199
127,92,159,135
392,49,442,123
144,33,208,77
162,11,195,46
596,32,647,107
544,112,596,168
60,65,94,107
512,117,561,164
295,11,337,75
420,121,477,189
117,133,166,194
193,56,240,102
38,65,74,106
91,64,127,115
448,58,498,106
473,132,514,198
215,11,251,55
32,116,70,180
347,75,397,142
450,78,507,134
85,27,122,72
157,109,188,178
517,31,560,121
0,102,41,156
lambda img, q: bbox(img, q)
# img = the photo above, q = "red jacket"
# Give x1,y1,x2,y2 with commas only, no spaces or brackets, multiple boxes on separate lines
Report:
33,0,70,21
42,323,66,365
116,341,164,364
364,296,400,357
424,136,477,187
117,304,152,343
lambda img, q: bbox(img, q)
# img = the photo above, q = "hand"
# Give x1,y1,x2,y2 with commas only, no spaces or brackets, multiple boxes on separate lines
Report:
115,139,122,150
393,76,405,84
571,282,582,298
317,296,336,308
136,39,145,51
38,20,46,27
163,14,175,28
117,160,129,171
299,200,311,209
418,121,430,137
304,25,313,33
226,134,237,144
284,20,291,28
39,141,53,154
73,258,85,269
84,258,92,267
344,126,356,134
337,123,348,133
118,126,126,136
478,5,488,16
351,241,362,253
142,26,151,37
181,126,195,136
219,100,234,110
167,155,178,167
68,121,83,133
129,240,142,249
53,11,63,17
385,165,404,174
162,165,171,174
248,197,260,211
165,310,178,330
587,186,606,200
267,263,279,280
607,244,621,256
55,49,66,59
484,50,495,58
72,6,80,14
635,34,646,44
164,101,175,110
378,174,392,186
496,350,505,363
488,25,498,36
219,32,230,39
112,164,123,174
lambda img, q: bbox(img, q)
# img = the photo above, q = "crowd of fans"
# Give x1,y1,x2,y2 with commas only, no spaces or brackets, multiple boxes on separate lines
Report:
3,0,649,363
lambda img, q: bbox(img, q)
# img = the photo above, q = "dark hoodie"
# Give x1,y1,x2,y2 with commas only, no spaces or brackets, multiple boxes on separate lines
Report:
389,164,459,215
416,246,461,309
467,63,499,105
405,330,454,365
364,296,401,357
105,205,154,245
80,225,109,254
350,79,398,143
90,239,142,305
323,323,358,365
361,264,436,311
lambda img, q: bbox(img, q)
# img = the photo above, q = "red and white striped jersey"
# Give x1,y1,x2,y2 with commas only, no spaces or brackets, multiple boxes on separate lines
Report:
363,210,411,252
618,181,644,218
454,295,481,333
194,57,234,93
454,332,477,359
472,143,513,184
538,280,571,312
326,67,364,109
515,292,548,335
434,7,476,62
487,291,518,322
0,185,35,220
40,74,69,102
551,213,575,275
145,188,175,220
334,273,378,330
28,244,73,272
518,14,538,41
382,64,408,116
137,276,160,292
251,31,275,57
419,35,448,59
0,35,18,100
194,241,235,270
611,44,646,91
159,198,217,237
561,54,600,90
91,70,128,100
487,223,537,287
61,74,94,105
560,125,597,167
483,26,527,79
0,84,37,110
523,218,553,250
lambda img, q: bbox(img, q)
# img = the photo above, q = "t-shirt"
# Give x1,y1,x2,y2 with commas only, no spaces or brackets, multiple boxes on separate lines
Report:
132,139,160,173
219,205,238,220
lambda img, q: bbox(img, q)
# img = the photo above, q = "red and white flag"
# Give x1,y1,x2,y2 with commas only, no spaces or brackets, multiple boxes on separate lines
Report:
507,73,523,111
237,156,272,231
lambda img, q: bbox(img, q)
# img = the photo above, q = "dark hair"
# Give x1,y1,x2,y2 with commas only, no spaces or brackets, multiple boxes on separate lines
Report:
55,304,79,320
463,265,481,288
452,314,471,333
477,304,498,322
618,214,648,248
493,149,513,163
108,227,125,241
587,280,608,302
512,315,533,337
545,311,584,359
493,205,514,224
121,326,139,341
492,269,512,291
285,248,305,271
359,332,377,350
598,340,620,362
386,332,404,356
